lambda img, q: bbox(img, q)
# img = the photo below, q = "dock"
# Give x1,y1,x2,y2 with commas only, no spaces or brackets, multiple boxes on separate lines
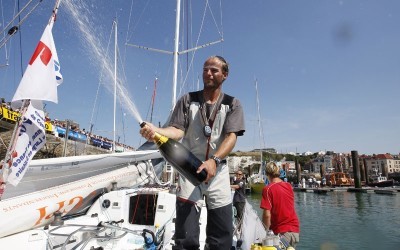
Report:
294,186,400,195
296,188,329,194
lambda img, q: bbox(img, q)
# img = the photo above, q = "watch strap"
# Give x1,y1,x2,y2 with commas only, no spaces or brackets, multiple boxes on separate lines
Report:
211,155,222,165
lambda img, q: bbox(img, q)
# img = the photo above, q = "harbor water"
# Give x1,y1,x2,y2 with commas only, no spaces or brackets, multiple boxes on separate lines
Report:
246,190,400,250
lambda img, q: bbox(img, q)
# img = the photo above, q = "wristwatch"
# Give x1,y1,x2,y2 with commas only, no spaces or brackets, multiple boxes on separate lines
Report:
211,155,222,166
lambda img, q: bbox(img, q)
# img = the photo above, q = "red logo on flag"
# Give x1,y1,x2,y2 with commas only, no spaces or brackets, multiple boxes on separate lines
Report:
29,41,52,66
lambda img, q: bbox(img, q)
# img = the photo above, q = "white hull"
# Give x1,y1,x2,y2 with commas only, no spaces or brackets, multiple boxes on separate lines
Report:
0,185,198,249
0,150,161,238
0,184,267,250
0,186,178,249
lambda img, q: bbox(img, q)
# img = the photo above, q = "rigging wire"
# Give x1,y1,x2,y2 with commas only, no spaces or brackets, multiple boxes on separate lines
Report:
207,0,224,38
143,76,157,123
0,0,33,35
125,0,150,47
0,0,43,51
120,106,126,144
178,0,210,96
88,21,115,135
178,0,224,97
177,0,208,97
18,0,23,77
0,0,10,67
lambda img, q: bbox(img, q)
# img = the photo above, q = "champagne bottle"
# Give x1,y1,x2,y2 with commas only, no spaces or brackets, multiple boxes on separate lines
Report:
140,122,207,186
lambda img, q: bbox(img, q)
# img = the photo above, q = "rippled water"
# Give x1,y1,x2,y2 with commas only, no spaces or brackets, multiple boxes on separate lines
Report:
247,190,400,250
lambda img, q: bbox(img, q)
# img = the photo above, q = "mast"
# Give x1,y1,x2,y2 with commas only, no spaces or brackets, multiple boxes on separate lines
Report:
150,77,158,123
125,0,223,110
171,0,181,110
168,0,182,182
125,0,224,182
255,78,265,174
113,20,117,152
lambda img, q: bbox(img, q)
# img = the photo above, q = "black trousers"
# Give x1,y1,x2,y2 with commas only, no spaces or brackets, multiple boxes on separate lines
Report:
173,199,233,250
233,201,245,221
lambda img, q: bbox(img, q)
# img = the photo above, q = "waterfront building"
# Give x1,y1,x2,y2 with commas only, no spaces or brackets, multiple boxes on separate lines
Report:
281,161,296,173
364,154,400,176
312,154,333,174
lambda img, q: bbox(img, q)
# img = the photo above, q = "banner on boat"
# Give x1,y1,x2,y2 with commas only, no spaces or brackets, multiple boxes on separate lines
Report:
7,102,46,186
12,24,62,104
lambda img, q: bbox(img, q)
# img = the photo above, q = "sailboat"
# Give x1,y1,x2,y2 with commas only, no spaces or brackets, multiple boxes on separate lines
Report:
249,79,267,194
0,1,281,249
0,0,163,238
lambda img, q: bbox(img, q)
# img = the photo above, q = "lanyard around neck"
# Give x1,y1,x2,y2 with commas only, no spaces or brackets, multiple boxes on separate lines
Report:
200,93,221,127
201,93,222,161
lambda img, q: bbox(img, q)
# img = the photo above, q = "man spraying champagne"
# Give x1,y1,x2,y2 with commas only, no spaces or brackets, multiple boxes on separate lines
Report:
140,55,245,250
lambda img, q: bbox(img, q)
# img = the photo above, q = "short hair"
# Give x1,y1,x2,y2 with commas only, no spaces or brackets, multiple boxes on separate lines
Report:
208,55,229,73
266,162,280,178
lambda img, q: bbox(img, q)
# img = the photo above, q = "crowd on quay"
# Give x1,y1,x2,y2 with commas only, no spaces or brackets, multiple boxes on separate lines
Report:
1,98,135,152
1,98,18,111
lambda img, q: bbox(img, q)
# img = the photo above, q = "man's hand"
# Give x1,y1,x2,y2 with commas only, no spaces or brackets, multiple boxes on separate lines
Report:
139,122,156,141
197,159,217,182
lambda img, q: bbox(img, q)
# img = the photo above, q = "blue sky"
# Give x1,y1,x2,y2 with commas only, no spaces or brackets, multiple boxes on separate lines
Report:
1,0,399,155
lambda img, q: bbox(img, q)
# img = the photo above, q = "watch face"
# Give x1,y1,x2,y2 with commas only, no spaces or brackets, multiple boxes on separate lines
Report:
203,125,212,137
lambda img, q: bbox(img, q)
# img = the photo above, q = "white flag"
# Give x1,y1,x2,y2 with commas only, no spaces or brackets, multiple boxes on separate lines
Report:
7,101,46,186
12,24,62,103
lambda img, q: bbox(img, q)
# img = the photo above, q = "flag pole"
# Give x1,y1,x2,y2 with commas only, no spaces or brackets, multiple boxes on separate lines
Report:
0,0,63,199
49,0,62,27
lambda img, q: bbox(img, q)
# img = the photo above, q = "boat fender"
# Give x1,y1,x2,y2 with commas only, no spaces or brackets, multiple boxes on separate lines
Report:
261,247,277,250
251,244,263,250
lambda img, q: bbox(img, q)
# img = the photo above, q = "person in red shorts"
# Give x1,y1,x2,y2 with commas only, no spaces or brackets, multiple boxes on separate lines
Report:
260,161,300,248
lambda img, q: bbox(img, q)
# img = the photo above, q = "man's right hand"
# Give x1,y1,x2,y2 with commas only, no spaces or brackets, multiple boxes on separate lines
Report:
140,122,156,141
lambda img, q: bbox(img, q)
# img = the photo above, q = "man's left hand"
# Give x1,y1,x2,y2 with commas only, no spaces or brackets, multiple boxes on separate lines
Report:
197,159,217,182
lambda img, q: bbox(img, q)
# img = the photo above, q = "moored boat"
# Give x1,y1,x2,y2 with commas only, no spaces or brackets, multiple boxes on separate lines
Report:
325,172,354,187
251,181,266,194
367,174,395,188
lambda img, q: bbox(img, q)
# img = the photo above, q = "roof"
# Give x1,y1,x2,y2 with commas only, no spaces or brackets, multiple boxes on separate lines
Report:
375,154,393,160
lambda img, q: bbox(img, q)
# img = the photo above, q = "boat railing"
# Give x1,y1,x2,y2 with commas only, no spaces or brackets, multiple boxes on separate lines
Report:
48,220,161,249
